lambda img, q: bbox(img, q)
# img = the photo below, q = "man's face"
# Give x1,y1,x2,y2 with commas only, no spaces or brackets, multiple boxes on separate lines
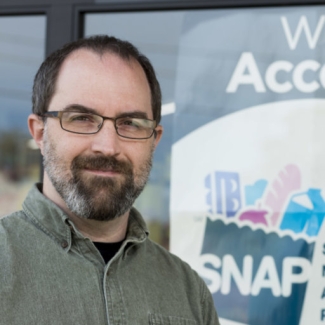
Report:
38,49,162,221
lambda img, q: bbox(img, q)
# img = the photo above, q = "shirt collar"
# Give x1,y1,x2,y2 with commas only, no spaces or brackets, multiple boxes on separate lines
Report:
22,183,149,251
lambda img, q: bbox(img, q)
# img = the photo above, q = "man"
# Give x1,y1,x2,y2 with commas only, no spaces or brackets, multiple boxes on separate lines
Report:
0,35,219,324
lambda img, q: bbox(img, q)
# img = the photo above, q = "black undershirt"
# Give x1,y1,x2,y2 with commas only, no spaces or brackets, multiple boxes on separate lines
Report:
93,240,124,264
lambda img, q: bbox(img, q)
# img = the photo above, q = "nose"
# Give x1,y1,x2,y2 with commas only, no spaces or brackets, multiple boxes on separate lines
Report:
90,119,121,156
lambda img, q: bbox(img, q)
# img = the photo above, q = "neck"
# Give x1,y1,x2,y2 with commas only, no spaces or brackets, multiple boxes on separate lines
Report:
42,173,129,243
68,212,129,243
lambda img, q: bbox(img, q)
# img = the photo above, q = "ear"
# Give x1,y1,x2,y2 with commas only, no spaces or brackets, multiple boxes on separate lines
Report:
28,114,45,155
153,124,163,149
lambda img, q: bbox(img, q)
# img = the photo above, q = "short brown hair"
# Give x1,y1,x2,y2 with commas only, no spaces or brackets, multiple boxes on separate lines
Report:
32,35,162,124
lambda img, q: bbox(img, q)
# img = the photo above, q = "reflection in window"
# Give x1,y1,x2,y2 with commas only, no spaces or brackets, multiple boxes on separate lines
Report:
0,16,46,217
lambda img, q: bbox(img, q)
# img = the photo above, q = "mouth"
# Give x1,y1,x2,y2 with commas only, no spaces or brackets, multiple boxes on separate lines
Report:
83,168,121,177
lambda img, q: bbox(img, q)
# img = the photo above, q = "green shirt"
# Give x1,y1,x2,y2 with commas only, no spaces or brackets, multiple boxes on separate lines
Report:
0,184,220,325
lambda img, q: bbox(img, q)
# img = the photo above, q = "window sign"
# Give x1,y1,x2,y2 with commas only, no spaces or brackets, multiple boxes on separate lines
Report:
171,6,325,325
0,16,46,217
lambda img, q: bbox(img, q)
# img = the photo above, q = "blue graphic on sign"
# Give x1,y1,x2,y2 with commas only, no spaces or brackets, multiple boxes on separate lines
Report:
281,189,325,236
205,171,241,217
245,179,268,206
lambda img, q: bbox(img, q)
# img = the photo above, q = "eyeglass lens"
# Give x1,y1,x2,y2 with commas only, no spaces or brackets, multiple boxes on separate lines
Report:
60,111,155,139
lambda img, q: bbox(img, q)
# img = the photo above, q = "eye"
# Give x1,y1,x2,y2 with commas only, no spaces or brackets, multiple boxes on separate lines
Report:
118,117,142,128
65,112,96,123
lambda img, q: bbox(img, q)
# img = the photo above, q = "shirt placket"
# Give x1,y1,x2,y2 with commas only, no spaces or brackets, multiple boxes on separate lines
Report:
103,263,124,325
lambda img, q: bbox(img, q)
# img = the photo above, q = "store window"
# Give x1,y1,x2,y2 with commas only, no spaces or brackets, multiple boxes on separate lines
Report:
85,7,325,325
0,15,46,217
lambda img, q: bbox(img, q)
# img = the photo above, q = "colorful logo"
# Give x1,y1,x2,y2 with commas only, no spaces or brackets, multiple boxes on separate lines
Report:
199,164,323,325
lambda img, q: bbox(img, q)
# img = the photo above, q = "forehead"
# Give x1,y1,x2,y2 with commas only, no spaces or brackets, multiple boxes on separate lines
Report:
49,49,152,117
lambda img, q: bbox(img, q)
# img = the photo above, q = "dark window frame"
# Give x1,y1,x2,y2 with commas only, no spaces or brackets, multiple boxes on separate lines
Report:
73,0,325,39
1,0,325,56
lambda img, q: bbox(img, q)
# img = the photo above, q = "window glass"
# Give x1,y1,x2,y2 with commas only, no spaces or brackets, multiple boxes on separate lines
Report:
0,16,46,217
85,12,184,249
85,7,325,325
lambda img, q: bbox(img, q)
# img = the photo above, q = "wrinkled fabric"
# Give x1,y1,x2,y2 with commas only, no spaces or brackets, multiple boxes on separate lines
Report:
0,184,220,325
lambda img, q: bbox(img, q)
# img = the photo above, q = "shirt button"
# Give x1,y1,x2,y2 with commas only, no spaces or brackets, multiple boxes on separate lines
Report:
61,240,69,249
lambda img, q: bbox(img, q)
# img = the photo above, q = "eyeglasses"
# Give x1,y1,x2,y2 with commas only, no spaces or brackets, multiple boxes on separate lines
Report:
41,111,157,139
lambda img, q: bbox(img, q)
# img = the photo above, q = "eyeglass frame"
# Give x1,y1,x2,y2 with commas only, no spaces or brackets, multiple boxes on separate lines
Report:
40,110,157,140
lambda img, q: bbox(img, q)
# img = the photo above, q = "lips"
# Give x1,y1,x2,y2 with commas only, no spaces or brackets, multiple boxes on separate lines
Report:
84,167,119,173
83,168,121,177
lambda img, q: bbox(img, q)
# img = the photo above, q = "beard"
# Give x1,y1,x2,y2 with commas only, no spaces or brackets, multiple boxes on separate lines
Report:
42,129,153,221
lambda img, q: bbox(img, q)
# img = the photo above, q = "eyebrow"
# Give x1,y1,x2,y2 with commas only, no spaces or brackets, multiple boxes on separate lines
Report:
62,104,150,120
117,111,149,120
62,104,97,114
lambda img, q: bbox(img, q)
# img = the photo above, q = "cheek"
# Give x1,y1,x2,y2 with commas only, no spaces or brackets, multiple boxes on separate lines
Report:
128,142,154,169
59,136,89,158
48,143,80,172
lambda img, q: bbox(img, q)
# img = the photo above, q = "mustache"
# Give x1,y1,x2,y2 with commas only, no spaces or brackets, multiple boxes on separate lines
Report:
71,155,133,174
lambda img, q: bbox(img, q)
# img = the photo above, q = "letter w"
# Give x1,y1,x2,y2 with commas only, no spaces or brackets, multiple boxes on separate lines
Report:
281,15,325,50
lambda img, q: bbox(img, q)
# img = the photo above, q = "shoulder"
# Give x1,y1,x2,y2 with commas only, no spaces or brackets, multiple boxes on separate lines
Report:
0,208,30,226
142,238,207,292
0,210,36,250
0,211,29,275
145,239,193,270
0,210,28,234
